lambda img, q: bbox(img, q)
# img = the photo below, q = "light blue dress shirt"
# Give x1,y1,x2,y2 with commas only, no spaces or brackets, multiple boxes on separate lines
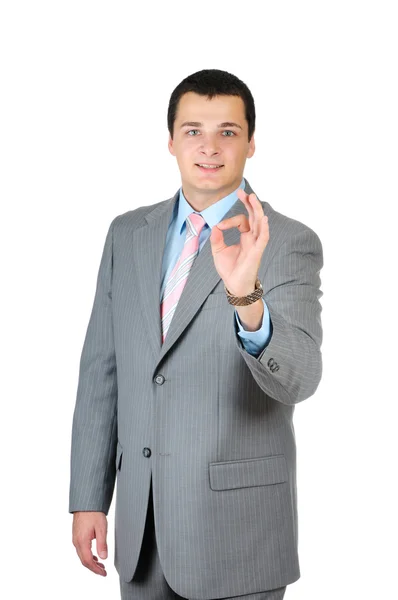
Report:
160,177,272,357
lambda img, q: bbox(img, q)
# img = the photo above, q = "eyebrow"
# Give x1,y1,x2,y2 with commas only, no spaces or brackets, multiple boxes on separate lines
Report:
180,121,243,130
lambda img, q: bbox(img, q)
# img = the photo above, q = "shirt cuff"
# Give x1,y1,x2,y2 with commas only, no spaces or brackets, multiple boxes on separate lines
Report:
234,297,273,357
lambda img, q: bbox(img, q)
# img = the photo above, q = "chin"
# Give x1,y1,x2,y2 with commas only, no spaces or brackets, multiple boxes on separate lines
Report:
193,172,228,186
196,181,226,192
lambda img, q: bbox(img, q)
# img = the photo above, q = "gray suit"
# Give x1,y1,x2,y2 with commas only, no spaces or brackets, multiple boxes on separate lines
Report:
69,178,323,599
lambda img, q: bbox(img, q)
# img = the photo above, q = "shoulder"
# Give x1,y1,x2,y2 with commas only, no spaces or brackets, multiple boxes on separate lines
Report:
261,199,322,252
109,194,175,235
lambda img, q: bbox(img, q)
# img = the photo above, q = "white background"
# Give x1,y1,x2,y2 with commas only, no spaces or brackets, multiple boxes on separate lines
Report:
1,1,397,598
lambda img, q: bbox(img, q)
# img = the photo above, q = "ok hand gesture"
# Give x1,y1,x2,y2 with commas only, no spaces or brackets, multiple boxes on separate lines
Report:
210,189,269,296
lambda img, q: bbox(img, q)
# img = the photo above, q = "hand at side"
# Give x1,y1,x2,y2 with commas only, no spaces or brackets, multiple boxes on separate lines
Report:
72,511,108,577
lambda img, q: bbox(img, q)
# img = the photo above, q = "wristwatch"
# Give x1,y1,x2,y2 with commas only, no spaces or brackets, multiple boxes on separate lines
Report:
224,277,264,306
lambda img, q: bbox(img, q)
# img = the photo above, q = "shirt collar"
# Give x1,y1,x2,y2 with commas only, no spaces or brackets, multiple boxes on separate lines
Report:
175,177,246,235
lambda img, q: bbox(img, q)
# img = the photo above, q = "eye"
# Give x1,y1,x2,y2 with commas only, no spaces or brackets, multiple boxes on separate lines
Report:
186,129,236,137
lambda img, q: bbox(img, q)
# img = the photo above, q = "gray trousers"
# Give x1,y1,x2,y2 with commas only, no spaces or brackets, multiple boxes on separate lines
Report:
119,478,287,600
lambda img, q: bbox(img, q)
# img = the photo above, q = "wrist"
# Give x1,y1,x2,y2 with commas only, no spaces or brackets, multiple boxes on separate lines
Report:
224,277,263,306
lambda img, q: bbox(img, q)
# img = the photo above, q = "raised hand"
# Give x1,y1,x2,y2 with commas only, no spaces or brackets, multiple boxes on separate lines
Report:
209,189,269,296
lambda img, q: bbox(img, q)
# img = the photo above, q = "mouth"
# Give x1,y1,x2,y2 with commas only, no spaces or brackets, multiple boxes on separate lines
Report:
195,163,224,174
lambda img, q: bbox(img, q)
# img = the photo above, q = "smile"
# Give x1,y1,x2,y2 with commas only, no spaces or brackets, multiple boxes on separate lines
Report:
196,164,224,172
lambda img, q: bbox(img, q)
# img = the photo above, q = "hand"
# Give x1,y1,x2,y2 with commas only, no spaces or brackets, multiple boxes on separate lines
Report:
72,511,108,577
209,189,269,296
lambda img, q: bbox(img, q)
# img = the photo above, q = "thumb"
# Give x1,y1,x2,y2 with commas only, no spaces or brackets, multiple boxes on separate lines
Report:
210,224,225,253
96,525,108,559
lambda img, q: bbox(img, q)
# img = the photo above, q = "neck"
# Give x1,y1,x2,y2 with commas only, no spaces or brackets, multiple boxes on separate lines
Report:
181,177,243,212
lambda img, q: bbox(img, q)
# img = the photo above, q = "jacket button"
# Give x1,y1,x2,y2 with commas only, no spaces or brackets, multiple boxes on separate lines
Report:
154,374,165,385
267,358,280,372
143,447,151,458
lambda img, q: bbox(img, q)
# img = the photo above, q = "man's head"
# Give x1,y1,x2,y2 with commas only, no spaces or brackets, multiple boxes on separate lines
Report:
167,69,256,206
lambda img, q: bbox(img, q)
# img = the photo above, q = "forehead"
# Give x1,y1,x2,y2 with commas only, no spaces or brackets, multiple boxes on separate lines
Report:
175,92,246,125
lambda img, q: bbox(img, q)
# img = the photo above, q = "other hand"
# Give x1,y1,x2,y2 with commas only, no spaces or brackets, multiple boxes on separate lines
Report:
72,511,108,577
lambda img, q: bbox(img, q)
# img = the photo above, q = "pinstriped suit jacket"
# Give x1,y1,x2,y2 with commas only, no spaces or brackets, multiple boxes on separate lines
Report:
69,178,323,598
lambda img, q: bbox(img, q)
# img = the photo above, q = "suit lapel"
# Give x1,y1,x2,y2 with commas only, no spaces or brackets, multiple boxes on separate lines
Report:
132,178,256,366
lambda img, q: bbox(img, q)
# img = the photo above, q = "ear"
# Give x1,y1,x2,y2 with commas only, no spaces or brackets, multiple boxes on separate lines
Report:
168,134,176,156
247,134,255,158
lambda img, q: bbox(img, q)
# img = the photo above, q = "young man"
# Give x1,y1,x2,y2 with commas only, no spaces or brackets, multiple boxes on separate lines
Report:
69,69,324,600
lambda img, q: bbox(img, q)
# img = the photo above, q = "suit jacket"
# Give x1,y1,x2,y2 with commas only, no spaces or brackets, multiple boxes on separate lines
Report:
69,178,324,599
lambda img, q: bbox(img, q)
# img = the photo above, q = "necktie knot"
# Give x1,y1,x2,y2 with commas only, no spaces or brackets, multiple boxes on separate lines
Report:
186,212,206,237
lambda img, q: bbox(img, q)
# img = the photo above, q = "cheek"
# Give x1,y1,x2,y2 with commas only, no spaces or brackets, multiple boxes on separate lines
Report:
174,145,190,161
178,139,198,157
231,147,248,164
222,142,244,159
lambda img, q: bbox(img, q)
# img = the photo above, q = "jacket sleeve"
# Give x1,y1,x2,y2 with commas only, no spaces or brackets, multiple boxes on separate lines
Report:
233,226,324,405
234,298,272,357
68,217,118,515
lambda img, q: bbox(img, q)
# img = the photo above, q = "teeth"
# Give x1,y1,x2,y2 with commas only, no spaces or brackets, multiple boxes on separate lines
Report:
197,164,222,169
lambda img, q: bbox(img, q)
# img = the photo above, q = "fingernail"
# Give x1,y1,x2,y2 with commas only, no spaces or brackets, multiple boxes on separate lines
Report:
99,551,107,559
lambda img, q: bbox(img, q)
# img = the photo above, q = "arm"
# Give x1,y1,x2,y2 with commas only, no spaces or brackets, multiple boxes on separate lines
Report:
234,227,324,405
69,217,119,515
234,298,273,357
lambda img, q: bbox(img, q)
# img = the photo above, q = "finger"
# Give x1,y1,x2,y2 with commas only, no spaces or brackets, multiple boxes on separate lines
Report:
210,224,228,254
77,546,107,576
238,190,262,235
255,215,269,250
96,524,108,560
237,189,254,232
217,214,250,233
247,193,264,238
93,556,105,568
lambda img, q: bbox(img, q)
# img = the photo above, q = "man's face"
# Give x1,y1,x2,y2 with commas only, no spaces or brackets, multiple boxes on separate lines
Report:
168,92,255,201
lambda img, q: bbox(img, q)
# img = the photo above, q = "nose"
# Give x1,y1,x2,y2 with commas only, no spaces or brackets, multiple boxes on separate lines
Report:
199,134,220,157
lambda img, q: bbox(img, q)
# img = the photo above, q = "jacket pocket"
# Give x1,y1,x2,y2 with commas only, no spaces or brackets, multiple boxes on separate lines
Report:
209,454,287,491
115,441,123,472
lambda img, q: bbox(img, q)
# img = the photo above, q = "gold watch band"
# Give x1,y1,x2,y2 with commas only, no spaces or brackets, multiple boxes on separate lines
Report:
224,277,264,306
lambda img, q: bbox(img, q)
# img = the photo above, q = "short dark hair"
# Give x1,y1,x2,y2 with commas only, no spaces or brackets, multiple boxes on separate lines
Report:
167,69,255,142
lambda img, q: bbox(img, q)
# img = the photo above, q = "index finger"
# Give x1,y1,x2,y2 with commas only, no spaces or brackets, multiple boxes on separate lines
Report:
76,542,107,576
217,214,250,232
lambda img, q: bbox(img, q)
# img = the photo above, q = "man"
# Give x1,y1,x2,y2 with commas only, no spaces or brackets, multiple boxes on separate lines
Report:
69,69,324,600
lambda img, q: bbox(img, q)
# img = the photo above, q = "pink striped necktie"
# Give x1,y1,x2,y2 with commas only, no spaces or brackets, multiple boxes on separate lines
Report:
160,212,206,343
